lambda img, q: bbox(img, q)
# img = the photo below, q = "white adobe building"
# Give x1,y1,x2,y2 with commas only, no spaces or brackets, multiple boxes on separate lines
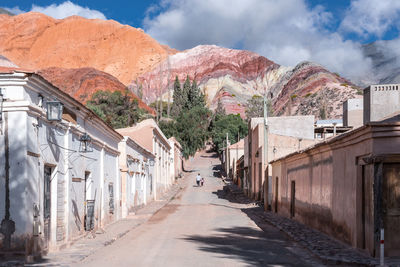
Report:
0,69,122,253
118,136,155,218
117,119,172,199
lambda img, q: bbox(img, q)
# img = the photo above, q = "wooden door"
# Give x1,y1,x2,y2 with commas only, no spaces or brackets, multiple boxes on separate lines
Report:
43,166,52,250
382,163,400,256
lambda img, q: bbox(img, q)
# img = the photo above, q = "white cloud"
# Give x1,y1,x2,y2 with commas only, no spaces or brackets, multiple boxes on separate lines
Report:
3,6,25,15
340,0,400,38
143,0,378,82
3,1,106,20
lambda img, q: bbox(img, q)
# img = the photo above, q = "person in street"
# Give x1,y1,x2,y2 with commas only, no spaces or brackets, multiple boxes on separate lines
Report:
196,173,201,186
201,177,204,186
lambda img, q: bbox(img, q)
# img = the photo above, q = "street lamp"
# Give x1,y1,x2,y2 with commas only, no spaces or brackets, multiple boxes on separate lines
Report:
46,100,63,121
79,133,92,152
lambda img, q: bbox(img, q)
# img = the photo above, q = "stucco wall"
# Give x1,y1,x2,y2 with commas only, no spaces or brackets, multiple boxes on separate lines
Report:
270,125,400,255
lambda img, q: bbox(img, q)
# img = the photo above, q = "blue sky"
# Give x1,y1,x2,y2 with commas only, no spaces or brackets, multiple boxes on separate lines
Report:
2,0,400,80
4,0,395,43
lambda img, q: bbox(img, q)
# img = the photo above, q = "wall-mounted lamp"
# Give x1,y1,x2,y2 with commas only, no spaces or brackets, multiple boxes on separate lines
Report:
0,88,4,122
46,100,63,121
79,133,92,152
273,147,277,154
170,157,174,163
149,159,155,166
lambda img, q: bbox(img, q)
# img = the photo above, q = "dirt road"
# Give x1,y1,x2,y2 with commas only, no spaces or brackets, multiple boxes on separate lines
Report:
78,149,323,267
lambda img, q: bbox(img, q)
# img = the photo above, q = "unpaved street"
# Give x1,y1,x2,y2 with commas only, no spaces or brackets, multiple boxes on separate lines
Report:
78,150,323,267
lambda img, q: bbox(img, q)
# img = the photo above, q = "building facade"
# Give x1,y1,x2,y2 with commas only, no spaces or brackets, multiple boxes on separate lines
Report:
246,116,316,202
118,137,155,218
168,137,183,181
271,121,400,257
0,70,122,253
117,119,172,200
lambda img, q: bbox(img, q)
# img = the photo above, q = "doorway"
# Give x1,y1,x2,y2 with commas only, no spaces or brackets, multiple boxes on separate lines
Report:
290,181,295,218
84,171,94,231
43,165,52,250
382,163,400,256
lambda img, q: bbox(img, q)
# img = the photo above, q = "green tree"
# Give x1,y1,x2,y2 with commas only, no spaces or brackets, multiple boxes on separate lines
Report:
171,76,182,117
182,75,191,110
245,95,263,119
245,95,273,119
211,114,247,152
150,101,169,118
188,80,205,108
158,119,177,139
176,106,211,158
86,90,147,129
160,75,212,158
214,98,226,118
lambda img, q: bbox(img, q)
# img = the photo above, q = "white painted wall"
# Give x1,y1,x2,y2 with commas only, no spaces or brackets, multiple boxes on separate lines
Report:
0,73,121,251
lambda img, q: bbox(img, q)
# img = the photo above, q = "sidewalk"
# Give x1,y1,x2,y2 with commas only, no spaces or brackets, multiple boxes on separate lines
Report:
23,178,186,267
222,182,400,267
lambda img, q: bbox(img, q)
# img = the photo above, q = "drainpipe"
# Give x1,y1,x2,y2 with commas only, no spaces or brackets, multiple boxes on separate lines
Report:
0,112,16,250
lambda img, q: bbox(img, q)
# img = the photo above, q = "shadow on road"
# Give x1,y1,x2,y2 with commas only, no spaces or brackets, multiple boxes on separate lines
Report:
200,154,218,158
182,226,304,267
211,164,224,178
213,185,254,205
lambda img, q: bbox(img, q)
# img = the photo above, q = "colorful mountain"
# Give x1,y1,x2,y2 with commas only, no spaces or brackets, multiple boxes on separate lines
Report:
0,12,361,119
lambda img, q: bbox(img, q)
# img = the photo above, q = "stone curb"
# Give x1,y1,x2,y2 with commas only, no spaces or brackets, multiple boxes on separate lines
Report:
223,183,400,267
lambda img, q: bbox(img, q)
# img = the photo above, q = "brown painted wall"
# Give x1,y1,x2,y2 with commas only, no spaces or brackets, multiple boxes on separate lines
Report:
271,124,400,256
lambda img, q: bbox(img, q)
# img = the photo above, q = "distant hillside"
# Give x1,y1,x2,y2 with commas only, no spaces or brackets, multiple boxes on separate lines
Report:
136,45,360,119
0,12,361,119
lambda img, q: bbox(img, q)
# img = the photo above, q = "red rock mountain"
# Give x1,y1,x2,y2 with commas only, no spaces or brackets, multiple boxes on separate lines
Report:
0,12,360,119
38,67,156,115
0,12,170,84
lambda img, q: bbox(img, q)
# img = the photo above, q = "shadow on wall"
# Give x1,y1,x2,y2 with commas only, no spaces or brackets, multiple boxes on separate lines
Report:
71,200,82,232
182,226,305,267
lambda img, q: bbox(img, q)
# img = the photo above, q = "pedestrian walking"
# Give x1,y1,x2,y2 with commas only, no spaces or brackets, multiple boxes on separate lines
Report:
201,177,204,186
196,173,201,186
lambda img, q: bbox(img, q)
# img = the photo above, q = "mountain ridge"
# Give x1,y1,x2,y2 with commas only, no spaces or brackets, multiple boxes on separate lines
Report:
0,12,361,119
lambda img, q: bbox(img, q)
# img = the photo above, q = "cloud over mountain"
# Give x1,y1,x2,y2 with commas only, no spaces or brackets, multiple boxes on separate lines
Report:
143,0,400,83
4,1,106,20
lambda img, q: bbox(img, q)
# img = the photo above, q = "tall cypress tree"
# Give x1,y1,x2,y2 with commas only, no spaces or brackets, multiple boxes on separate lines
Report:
182,75,191,110
171,76,182,117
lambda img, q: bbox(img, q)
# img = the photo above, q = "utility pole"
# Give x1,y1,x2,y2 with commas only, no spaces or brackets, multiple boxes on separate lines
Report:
263,89,269,210
226,132,229,177
159,55,163,121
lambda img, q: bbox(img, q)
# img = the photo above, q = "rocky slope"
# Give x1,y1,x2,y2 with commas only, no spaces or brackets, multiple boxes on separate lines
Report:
0,12,170,84
38,67,155,115
136,45,359,118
